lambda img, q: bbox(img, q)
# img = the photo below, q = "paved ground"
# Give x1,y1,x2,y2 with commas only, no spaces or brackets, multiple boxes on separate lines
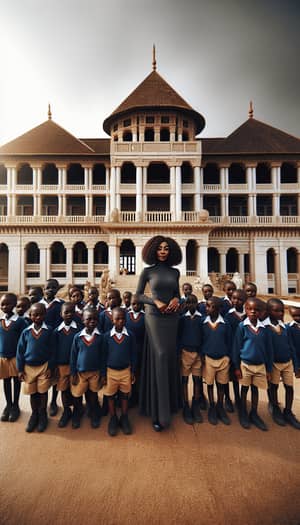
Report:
0,384,299,525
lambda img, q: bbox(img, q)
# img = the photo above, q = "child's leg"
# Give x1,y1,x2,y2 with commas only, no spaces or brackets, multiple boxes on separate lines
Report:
283,385,300,429
198,376,207,410
182,376,193,425
26,392,40,432
216,382,230,425
191,375,203,423
249,385,268,431
224,382,234,413
232,379,240,408
49,385,58,416
107,395,118,436
239,385,250,429
2,378,12,421
269,383,286,426
85,389,101,428
58,389,73,428
9,376,21,422
119,392,132,435
207,384,217,425
37,392,48,432
72,395,83,429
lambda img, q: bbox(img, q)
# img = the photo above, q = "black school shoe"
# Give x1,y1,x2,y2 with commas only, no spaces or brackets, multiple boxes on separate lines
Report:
199,394,208,411
72,408,82,429
183,403,194,425
239,408,251,429
37,410,48,432
283,409,300,429
271,404,286,426
108,415,119,436
191,399,203,423
26,411,39,433
249,409,268,431
216,403,231,425
119,414,132,435
90,409,101,429
208,404,218,425
58,407,72,428
49,402,58,417
224,397,234,413
1,405,11,422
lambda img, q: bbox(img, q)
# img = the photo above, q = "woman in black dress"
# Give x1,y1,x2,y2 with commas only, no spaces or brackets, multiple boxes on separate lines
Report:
136,235,182,431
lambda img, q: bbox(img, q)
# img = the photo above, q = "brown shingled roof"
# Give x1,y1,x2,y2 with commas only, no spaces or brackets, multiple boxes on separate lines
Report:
103,70,205,134
206,118,300,154
0,119,95,155
80,138,110,155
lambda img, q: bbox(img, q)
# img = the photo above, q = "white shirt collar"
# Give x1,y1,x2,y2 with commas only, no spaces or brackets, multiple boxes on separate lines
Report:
263,317,285,328
228,307,245,317
79,327,100,337
203,314,225,324
40,297,62,307
243,318,265,329
110,326,129,337
185,310,202,317
289,320,300,326
223,295,232,303
0,313,19,322
57,320,78,331
27,321,49,334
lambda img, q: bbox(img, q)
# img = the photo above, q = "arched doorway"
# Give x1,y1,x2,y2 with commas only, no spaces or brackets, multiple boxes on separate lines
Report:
186,240,197,276
0,244,8,290
226,248,238,273
120,240,135,274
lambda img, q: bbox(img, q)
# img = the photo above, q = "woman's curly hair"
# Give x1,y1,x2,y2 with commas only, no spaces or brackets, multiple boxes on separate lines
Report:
142,235,182,266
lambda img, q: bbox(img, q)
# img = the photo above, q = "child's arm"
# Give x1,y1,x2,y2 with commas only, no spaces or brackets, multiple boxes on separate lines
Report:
70,336,79,378
130,332,137,383
16,330,27,377
100,333,108,382
232,324,243,378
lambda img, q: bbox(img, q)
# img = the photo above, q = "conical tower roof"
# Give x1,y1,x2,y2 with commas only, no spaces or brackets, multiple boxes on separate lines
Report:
103,69,205,135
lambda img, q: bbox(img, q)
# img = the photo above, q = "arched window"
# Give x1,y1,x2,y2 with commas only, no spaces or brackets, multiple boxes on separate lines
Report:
203,164,220,185
281,163,297,184
267,248,275,274
121,162,136,184
17,164,33,185
93,164,106,185
182,131,189,142
51,242,66,264
0,244,8,288
67,164,84,185
17,196,33,215
26,242,40,264
287,247,297,273
160,128,170,141
94,242,108,264
256,163,271,184
123,131,132,142
0,165,7,185
226,248,238,273
42,196,58,215
145,128,154,141
42,164,58,185
229,163,246,184
186,240,197,275
208,247,220,273
182,162,193,184
73,242,88,264
120,240,135,274
147,163,170,184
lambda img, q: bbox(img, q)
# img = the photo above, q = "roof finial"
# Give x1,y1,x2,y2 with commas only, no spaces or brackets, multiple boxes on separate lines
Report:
248,100,254,118
48,103,52,120
152,44,157,71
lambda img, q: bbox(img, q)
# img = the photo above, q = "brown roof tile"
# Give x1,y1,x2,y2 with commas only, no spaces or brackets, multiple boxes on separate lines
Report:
0,119,95,155
103,70,205,134
80,138,110,155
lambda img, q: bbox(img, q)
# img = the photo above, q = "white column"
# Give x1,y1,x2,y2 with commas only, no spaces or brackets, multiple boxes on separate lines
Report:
271,165,280,191
34,195,41,216
253,247,268,294
108,243,119,281
273,194,280,217
58,196,63,216
58,168,63,188
238,252,244,278
175,165,182,221
116,166,121,210
7,167,12,192
220,167,228,191
297,164,300,185
252,166,256,191
61,167,66,189
248,195,254,216
88,247,94,283
85,195,90,216
62,196,67,217
170,166,176,220
194,166,201,211
33,167,38,191
246,166,253,192
136,165,143,219
39,248,48,284
197,244,208,279
8,241,22,293
36,168,41,192
220,252,226,275
84,167,90,190
11,195,16,217
66,247,73,283
110,167,116,212
279,245,288,295
135,245,144,276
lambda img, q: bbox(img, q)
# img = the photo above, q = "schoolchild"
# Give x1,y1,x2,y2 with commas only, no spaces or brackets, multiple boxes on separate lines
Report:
0,293,28,422
28,286,43,305
220,280,237,316
99,289,122,333
287,305,300,380
102,307,137,436
16,303,54,432
69,287,85,327
265,299,300,429
16,296,31,325
198,284,214,316
244,282,257,299
224,289,247,411
86,286,104,312
70,308,103,429
201,296,232,426
53,302,81,428
40,278,64,416
179,282,193,314
122,291,132,311
233,298,273,431
125,294,145,406
177,294,203,425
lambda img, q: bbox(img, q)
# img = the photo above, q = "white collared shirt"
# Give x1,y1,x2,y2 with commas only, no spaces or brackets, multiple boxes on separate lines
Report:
185,310,202,318
129,310,145,319
289,320,300,327
263,317,286,329
243,317,265,332
110,326,129,339
57,320,78,332
228,307,245,317
79,327,100,341
27,321,49,334
203,314,225,324
39,297,62,308
0,313,19,326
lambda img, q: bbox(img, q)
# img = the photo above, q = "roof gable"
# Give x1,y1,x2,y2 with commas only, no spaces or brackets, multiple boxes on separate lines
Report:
0,119,95,155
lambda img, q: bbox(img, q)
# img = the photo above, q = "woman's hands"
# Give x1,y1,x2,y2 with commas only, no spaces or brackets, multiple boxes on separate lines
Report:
154,298,180,313
154,299,168,312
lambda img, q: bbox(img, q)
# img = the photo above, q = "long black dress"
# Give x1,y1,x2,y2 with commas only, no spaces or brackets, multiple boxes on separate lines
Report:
136,261,181,427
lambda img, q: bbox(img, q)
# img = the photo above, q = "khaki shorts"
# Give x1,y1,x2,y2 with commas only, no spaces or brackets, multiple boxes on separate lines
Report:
271,360,294,387
23,362,51,395
104,367,131,397
56,364,71,391
181,350,202,377
204,355,230,385
0,357,18,379
71,371,100,397
240,361,267,389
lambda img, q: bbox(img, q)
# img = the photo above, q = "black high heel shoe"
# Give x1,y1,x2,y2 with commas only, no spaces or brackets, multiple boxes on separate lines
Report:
152,421,164,432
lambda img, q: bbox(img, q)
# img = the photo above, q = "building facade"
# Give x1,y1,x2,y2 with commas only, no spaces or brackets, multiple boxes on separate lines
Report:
0,59,299,295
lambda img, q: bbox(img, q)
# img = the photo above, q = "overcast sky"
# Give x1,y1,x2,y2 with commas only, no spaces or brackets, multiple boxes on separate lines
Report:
0,0,299,145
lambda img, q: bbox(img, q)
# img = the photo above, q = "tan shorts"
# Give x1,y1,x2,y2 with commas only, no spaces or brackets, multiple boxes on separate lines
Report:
104,367,131,397
23,362,51,395
204,355,230,385
181,350,202,377
0,357,18,379
271,360,294,387
56,364,71,391
71,371,100,397
240,361,267,389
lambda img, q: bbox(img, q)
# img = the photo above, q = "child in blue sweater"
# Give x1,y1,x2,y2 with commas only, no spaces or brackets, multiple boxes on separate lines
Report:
265,298,300,429
197,283,214,316
0,293,28,422
17,303,54,432
53,302,81,428
16,296,31,325
233,298,273,431
99,288,122,333
220,280,236,316
125,294,145,406
102,307,137,437
70,307,103,429
202,296,232,426
178,294,203,425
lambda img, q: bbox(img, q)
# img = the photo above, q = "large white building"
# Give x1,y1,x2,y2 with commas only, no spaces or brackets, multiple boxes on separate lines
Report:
0,56,299,295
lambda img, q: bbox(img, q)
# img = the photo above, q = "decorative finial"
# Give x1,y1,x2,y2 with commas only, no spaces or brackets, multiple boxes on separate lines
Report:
48,103,52,120
248,100,253,118
152,44,157,71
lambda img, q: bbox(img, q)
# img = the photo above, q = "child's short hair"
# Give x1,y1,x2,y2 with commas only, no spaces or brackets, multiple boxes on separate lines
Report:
61,301,75,313
232,289,247,301
267,298,284,311
207,296,222,309
17,295,31,308
202,283,213,291
223,280,236,290
186,294,198,305
1,292,18,306
112,306,126,319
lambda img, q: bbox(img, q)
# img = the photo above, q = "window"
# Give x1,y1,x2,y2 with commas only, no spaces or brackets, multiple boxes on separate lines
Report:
146,116,154,124
123,118,131,127
161,116,169,124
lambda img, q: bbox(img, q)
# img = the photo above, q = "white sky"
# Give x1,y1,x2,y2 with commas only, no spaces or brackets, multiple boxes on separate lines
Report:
0,0,299,145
